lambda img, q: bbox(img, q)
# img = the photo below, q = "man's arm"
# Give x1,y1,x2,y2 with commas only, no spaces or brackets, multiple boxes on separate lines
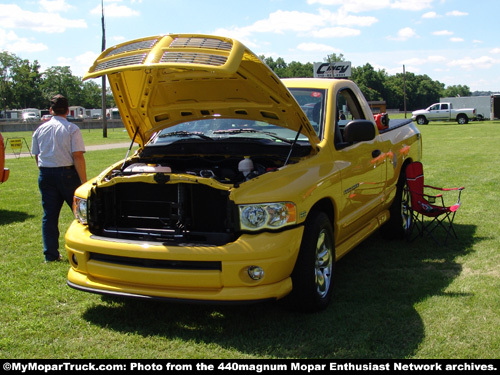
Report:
73,151,87,183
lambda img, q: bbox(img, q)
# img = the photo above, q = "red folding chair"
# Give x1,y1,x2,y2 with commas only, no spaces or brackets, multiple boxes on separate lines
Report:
403,162,464,244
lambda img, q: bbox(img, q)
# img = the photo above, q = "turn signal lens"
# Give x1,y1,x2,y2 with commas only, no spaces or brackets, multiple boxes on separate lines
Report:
73,196,88,225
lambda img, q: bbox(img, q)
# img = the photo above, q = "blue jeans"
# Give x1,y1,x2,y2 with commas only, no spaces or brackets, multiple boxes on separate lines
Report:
38,167,81,261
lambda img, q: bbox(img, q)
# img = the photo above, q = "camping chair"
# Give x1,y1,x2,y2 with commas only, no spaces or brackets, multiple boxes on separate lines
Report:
404,161,464,245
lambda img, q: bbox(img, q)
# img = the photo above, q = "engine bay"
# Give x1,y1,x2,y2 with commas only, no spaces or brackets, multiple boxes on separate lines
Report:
103,137,313,185
115,154,280,184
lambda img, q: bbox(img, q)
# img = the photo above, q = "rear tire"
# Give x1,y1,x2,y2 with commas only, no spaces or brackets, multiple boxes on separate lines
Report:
286,211,335,312
457,115,468,124
382,166,412,239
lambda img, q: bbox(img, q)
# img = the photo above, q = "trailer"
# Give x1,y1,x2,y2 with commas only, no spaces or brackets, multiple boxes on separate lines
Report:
441,95,500,120
492,94,500,120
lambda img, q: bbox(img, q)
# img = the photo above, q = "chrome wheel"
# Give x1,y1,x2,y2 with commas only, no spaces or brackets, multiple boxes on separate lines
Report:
401,184,412,236
288,211,335,312
416,116,427,125
315,229,333,298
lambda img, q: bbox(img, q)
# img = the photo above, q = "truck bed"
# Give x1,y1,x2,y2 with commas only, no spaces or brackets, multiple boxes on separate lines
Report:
380,118,413,133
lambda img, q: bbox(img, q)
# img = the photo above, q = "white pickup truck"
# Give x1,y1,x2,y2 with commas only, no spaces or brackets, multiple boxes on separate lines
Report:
412,102,476,125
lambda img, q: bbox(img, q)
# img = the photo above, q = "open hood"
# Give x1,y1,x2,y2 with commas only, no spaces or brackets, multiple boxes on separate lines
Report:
84,34,319,149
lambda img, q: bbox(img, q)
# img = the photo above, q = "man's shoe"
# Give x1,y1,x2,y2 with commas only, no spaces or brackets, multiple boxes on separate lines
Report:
44,254,62,263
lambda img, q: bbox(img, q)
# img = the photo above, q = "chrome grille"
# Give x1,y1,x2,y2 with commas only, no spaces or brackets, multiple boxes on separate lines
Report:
94,53,147,71
171,37,232,51
160,52,227,66
106,39,159,57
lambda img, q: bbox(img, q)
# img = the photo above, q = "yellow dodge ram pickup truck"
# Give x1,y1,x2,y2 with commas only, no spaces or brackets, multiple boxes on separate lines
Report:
66,34,421,312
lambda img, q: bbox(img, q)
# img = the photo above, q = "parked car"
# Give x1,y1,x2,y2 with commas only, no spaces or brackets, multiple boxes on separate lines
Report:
0,132,9,184
22,112,39,122
41,114,53,122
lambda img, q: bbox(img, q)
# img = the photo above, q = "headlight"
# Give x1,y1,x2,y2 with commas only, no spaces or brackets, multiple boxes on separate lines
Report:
73,196,88,225
239,202,296,231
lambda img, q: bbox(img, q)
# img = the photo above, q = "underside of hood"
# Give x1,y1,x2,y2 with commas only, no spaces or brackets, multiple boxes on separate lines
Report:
84,34,319,149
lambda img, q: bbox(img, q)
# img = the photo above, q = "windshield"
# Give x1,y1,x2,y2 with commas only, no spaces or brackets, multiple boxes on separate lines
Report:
148,118,310,146
288,88,326,139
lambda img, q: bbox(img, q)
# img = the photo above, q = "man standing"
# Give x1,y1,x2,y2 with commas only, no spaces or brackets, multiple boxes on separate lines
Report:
32,94,87,262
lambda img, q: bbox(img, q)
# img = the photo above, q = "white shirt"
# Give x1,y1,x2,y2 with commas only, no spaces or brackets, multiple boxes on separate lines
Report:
31,116,86,167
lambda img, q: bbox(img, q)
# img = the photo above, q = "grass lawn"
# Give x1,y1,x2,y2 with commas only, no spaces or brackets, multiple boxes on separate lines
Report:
0,121,499,359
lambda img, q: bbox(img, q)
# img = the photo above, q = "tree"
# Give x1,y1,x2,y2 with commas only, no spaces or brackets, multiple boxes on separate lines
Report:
0,52,17,114
41,66,82,106
350,63,387,102
10,58,44,109
442,84,471,98
80,80,103,109
324,53,345,63
386,72,444,110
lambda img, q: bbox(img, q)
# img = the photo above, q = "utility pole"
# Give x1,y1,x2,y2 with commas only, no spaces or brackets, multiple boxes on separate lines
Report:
101,0,108,137
403,65,407,119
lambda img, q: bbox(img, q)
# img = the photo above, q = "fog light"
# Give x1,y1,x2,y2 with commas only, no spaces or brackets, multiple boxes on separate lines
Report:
248,266,264,280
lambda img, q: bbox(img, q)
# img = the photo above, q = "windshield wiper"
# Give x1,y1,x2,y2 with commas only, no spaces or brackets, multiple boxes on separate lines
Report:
159,130,213,141
212,128,293,144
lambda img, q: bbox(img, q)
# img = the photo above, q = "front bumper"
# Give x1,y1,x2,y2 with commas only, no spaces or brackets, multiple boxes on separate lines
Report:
65,221,304,303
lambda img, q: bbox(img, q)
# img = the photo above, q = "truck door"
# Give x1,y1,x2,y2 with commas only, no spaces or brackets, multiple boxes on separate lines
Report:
439,103,450,120
428,103,449,120
333,88,386,248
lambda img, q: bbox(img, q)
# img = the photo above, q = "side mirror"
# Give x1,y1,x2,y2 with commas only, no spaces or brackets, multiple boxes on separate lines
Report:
343,120,376,143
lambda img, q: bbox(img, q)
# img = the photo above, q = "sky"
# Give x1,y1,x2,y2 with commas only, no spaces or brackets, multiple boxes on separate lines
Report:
1,0,499,92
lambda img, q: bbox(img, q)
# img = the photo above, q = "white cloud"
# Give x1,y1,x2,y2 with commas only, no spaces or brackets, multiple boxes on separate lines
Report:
446,10,468,17
422,11,440,19
250,10,323,34
39,0,74,12
110,35,127,43
307,0,433,13
323,9,378,27
448,56,498,70
0,28,48,53
91,3,140,18
387,27,417,41
296,42,342,53
310,27,361,38
54,51,100,77
433,30,453,36
490,48,500,54
399,55,446,66
390,0,434,11
215,8,374,42
211,27,258,49
427,55,447,63
450,37,464,42
0,4,86,33
307,0,344,4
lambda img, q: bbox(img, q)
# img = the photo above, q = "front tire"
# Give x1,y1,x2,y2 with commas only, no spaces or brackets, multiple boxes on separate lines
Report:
416,116,428,125
286,211,335,312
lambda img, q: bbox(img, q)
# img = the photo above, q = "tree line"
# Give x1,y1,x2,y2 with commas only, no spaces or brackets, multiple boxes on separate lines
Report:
0,50,477,115
263,54,474,111
0,51,115,114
